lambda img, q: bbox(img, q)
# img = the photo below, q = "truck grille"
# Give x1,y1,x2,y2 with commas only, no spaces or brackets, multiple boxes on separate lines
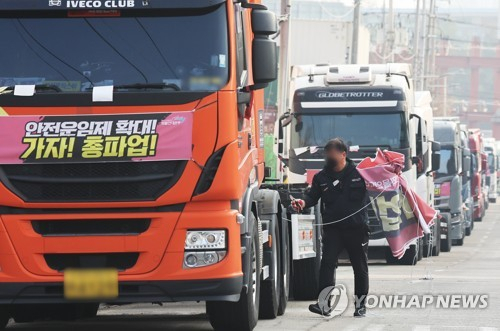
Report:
0,161,186,202
32,219,151,236
44,252,139,271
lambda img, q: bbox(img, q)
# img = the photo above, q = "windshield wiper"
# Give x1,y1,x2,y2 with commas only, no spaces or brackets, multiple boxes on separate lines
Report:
113,83,181,91
0,84,62,94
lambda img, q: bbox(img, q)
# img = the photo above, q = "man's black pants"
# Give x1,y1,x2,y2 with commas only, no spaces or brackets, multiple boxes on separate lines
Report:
318,225,369,308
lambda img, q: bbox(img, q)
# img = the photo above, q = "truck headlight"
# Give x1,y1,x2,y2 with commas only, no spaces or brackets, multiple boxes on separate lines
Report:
184,230,227,268
184,251,227,269
185,230,226,250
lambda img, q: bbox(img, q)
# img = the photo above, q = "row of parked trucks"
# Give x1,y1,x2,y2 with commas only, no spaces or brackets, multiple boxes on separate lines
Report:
276,62,498,267
0,1,497,331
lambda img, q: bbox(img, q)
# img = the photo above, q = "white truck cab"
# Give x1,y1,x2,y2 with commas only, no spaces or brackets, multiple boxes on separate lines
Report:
277,63,434,265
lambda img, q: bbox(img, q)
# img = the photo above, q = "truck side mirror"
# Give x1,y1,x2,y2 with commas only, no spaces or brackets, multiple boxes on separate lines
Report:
277,112,291,155
430,141,440,172
431,151,440,172
431,141,441,152
462,148,471,173
251,9,278,88
481,153,488,172
462,156,471,173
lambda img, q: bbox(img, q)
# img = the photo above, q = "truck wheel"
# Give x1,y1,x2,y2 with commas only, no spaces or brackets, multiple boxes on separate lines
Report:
207,219,261,331
259,219,281,319
386,245,417,265
432,224,441,256
453,229,465,246
475,217,482,223
440,218,452,252
277,217,290,316
465,226,472,236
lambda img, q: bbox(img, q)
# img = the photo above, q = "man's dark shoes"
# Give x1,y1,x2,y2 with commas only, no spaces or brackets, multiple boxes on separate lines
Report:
353,306,366,317
309,303,330,317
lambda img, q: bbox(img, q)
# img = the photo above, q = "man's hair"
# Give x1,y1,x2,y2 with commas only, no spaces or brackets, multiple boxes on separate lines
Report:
324,138,348,153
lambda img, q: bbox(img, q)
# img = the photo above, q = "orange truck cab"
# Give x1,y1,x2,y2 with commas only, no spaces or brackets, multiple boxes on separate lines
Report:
0,1,289,330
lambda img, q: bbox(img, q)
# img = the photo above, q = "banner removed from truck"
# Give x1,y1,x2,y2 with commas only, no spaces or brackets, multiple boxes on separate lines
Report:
0,112,193,164
357,149,437,259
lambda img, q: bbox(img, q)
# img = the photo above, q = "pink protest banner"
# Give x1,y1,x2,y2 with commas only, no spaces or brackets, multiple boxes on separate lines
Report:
0,112,193,164
357,149,437,259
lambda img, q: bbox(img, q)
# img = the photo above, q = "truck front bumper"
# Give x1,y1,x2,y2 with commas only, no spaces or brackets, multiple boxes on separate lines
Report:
0,276,243,305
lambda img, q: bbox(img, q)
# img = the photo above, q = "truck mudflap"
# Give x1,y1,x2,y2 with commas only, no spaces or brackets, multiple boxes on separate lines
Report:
0,276,243,305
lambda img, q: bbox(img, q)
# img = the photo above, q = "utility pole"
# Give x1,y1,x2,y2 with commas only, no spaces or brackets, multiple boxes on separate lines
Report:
387,0,394,62
413,0,421,88
277,0,291,117
381,0,387,60
423,0,436,90
418,0,427,90
351,0,361,64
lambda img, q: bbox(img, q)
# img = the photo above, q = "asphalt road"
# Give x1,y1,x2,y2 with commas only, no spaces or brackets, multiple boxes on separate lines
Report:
7,203,500,331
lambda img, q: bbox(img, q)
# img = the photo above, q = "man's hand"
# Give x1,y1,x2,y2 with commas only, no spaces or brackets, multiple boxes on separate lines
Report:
291,199,306,212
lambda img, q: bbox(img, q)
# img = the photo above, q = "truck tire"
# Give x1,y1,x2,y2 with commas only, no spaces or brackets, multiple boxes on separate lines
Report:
277,217,290,316
440,218,452,252
207,218,261,331
386,245,418,265
432,224,441,256
465,226,472,236
453,229,465,246
259,219,281,319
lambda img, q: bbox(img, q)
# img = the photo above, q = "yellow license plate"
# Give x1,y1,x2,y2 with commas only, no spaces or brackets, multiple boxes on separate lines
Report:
64,269,118,300
434,187,441,196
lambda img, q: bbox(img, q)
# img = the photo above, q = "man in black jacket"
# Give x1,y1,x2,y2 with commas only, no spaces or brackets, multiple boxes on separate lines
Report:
292,138,369,317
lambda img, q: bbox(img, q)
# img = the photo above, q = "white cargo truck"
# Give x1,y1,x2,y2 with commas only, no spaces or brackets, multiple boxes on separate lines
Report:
276,63,440,265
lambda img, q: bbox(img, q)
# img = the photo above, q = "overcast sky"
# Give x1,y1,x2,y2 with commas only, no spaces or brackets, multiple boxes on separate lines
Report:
336,0,499,9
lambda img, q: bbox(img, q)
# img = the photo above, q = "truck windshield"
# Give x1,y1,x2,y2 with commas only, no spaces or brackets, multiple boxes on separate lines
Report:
290,113,408,150
0,5,228,92
436,147,457,178
488,153,495,173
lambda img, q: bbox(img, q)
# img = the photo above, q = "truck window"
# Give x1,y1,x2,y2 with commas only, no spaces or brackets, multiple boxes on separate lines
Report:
290,112,409,150
436,147,457,178
234,5,248,88
0,4,229,92
488,153,495,173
